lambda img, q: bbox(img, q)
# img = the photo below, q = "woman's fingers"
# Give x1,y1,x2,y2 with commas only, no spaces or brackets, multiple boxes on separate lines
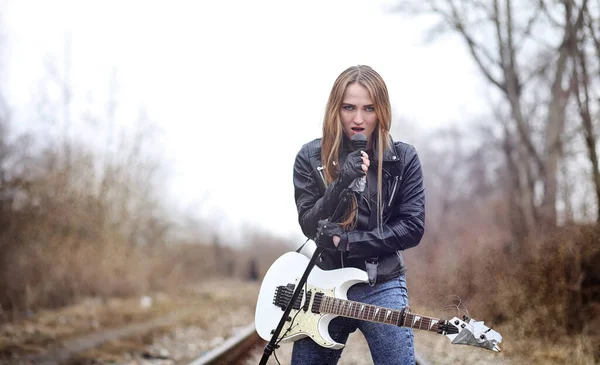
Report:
361,151,370,172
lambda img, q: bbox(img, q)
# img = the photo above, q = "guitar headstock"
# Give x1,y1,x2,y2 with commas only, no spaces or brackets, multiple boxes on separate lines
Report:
439,316,502,352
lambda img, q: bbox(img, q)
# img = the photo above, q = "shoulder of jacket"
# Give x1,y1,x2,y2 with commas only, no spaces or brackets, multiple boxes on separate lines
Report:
299,138,322,158
389,141,419,169
392,140,412,156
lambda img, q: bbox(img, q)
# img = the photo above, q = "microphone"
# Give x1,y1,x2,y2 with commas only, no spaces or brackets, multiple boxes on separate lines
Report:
349,133,367,192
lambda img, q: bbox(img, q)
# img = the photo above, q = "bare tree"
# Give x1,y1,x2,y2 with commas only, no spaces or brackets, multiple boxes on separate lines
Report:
393,0,592,235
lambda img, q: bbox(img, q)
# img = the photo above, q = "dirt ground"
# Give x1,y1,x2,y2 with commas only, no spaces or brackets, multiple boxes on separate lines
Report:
0,279,261,365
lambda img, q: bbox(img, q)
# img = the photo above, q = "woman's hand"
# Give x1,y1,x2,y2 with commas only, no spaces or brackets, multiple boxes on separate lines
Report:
339,150,370,188
316,220,349,251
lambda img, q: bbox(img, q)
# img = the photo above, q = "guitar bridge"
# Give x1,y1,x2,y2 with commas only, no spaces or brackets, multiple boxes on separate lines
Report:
273,284,304,311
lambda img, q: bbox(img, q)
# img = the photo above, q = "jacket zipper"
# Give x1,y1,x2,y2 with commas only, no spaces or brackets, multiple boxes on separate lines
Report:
387,176,399,207
317,166,326,186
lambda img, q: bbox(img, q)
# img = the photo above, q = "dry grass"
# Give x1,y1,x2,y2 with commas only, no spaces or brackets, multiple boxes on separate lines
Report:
404,223,600,364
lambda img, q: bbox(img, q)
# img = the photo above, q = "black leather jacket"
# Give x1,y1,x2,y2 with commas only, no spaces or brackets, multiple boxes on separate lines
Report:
293,136,425,281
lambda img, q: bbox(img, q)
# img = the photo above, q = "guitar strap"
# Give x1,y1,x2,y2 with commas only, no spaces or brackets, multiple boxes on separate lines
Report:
364,170,378,286
365,258,378,286
295,238,311,253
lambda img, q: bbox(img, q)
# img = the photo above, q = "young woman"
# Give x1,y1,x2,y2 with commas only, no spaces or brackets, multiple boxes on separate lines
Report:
292,65,425,365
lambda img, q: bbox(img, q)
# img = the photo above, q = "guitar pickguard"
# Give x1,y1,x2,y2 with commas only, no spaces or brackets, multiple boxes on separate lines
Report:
276,281,339,348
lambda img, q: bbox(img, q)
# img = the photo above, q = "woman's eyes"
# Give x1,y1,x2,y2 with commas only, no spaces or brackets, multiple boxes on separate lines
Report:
342,105,375,112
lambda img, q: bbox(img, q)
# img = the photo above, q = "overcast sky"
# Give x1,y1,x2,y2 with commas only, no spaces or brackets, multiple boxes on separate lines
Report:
2,0,488,244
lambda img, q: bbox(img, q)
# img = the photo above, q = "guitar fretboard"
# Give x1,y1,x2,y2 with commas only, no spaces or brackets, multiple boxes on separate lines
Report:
318,296,440,333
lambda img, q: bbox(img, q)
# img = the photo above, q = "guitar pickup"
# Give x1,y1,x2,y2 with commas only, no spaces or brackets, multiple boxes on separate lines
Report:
303,290,312,312
311,292,323,313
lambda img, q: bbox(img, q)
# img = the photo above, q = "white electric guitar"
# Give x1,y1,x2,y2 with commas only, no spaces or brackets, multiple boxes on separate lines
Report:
255,252,502,352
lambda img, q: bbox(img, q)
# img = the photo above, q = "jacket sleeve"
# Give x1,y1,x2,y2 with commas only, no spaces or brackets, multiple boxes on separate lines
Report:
293,145,347,239
346,144,425,259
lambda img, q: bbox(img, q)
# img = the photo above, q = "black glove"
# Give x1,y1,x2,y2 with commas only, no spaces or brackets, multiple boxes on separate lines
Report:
337,150,365,188
316,219,349,251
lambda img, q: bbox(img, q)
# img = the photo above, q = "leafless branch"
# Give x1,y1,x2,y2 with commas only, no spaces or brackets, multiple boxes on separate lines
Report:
586,10,600,80
522,55,554,85
539,0,564,27
506,0,520,90
514,2,544,51
443,0,506,91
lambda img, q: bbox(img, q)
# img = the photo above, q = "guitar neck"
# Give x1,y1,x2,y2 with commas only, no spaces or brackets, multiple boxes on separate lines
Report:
318,295,441,333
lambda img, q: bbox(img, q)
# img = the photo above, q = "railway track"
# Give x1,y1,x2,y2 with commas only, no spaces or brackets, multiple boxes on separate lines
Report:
188,323,432,365
188,323,263,365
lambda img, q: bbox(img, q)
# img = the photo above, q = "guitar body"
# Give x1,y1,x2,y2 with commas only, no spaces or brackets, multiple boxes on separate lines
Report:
254,251,368,349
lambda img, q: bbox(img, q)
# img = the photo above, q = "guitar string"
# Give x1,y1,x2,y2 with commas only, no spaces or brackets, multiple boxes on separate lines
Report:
325,296,442,333
440,294,470,321
324,296,415,328
275,284,441,364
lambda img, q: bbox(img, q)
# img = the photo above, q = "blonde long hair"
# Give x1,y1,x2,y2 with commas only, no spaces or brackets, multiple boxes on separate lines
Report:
321,65,392,229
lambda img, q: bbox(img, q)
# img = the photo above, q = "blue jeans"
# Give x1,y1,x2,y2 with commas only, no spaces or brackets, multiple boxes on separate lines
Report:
291,274,415,365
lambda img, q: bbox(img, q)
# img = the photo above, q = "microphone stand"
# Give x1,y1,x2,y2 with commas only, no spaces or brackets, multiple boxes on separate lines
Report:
258,190,351,365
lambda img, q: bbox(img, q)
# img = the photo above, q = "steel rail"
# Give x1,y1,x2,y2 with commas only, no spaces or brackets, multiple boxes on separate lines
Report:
187,323,262,365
